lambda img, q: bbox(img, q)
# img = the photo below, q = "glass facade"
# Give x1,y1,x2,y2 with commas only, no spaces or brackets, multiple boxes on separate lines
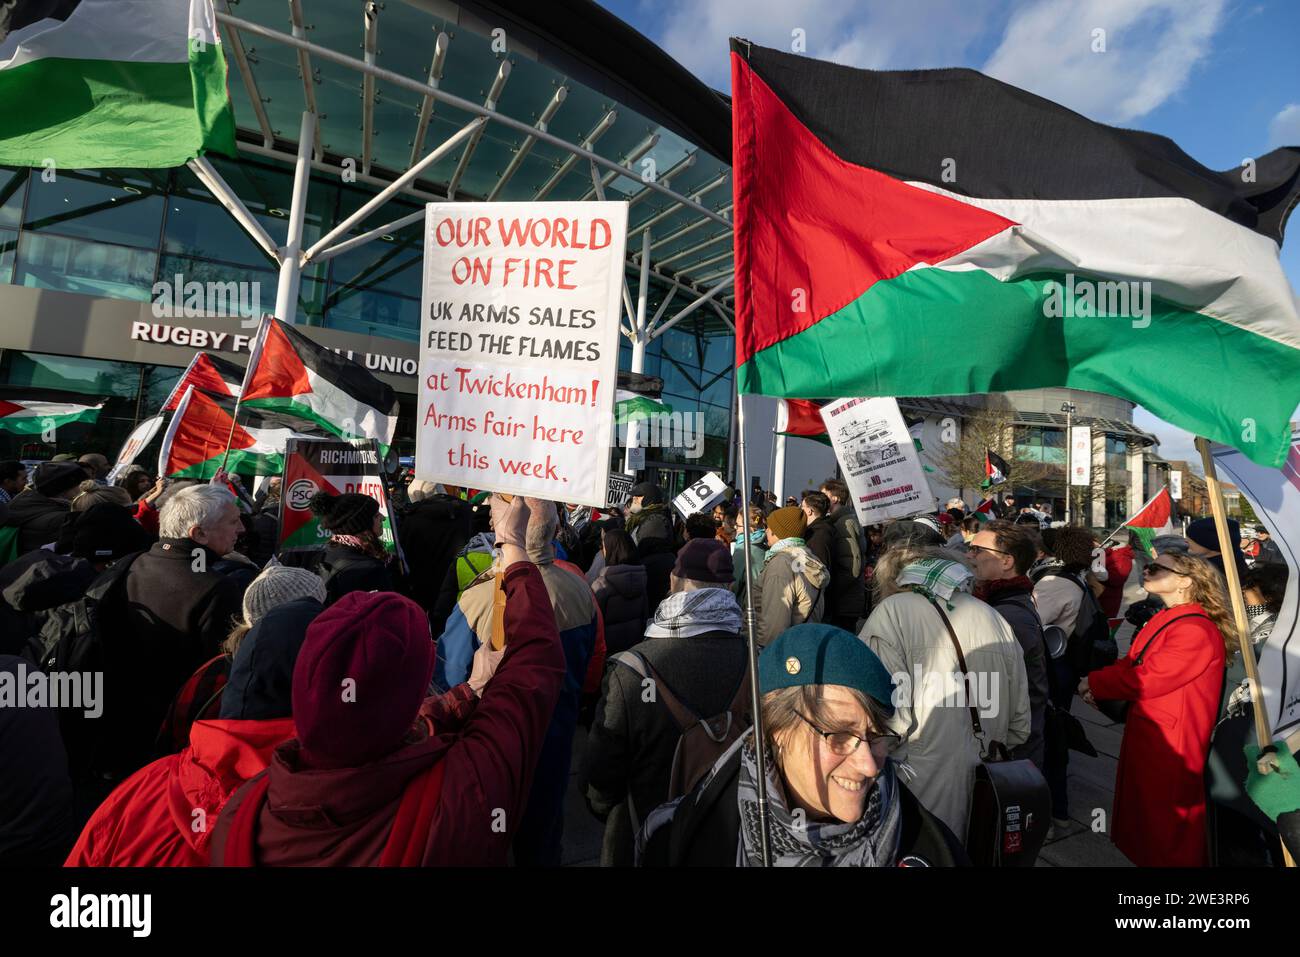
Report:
1014,425,1067,465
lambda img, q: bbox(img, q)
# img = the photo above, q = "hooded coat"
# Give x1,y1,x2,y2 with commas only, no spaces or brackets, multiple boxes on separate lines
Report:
754,542,830,646
591,562,648,656
4,488,70,554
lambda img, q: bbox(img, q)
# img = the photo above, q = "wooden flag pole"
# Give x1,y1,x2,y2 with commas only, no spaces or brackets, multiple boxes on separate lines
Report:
1195,437,1295,867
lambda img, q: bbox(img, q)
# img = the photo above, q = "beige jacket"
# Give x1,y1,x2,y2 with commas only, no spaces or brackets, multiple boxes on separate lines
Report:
754,544,829,646
861,590,1031,837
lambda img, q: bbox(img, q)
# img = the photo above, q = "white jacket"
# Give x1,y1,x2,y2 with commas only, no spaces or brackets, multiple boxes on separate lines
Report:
861,590,1031,837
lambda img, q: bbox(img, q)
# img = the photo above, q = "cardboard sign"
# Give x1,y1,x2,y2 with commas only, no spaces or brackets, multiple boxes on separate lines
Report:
105,414,164,484
279,438,402,562
415,202,627,507
672,472,729,517
606,471,635,509
820,396,934,523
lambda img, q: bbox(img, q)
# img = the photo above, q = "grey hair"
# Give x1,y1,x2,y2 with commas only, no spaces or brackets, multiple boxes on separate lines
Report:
159,485,236,539
873,544,972,602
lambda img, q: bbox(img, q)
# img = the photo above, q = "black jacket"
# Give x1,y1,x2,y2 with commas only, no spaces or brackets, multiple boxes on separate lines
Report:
627,505,673,546
248,502,281,568
1257,538,1284,565
640,742,969,867
4,489,70,555
637,537,678,617
804,516,836,574
983,583,1049,769
397,495,471,611
591,563,649,656
1,552,98,657
318,542,394,606
826,505,868,620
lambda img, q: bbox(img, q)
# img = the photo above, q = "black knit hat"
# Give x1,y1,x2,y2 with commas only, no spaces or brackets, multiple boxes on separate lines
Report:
33,461,85,497
629,482,665,506
309,491,380,534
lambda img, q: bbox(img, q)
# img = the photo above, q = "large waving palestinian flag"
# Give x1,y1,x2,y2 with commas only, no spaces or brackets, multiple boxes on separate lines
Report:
240,317,399,452
731,41,1300,468
0,0,237,168
162,351,245,411
158,386,329,479
0,390,103,434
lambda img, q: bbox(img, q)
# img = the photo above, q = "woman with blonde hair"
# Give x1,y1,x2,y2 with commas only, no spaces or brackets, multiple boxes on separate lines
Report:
70,480,132,511
1080,552,1233,866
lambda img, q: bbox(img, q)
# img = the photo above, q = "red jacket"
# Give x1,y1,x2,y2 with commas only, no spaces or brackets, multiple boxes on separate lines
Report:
65,717,294,867
1099,545,1133,619
211,561,566,866
1088,604,1225,866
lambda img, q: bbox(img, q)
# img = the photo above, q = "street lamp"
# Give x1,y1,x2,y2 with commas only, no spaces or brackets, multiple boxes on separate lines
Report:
1061,402,1076,525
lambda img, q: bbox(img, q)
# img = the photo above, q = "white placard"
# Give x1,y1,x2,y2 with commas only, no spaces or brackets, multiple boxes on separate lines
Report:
1070,425,1091,486
672,471,729,518
820,396,933,523
105,414,165,484
606,471,635,509
1170,471,1183,500
415,202,627,506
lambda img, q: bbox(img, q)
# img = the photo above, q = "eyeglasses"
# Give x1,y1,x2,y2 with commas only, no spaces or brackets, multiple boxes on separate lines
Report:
967,544,1010,557
795,711,899,756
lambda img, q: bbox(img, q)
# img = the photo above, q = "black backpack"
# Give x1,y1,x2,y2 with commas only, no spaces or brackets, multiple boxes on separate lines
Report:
1061,574,1117,674
23,552,141,674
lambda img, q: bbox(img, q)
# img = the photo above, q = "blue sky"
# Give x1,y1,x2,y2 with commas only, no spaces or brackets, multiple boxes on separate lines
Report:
597,0,1300,469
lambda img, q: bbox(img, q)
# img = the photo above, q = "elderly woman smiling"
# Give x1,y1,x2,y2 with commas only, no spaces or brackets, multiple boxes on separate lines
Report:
637,623,968,867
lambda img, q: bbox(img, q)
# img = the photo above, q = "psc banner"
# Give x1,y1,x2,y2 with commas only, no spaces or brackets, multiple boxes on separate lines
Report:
820,396,934,524
278,438,403,561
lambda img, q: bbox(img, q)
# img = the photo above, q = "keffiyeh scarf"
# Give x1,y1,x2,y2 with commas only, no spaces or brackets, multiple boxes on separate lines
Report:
896,558,974,609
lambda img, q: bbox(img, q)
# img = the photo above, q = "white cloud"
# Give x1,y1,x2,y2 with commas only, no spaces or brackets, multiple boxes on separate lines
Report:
982,0,1227,124
1269,103,1300,148
652,0,1000,89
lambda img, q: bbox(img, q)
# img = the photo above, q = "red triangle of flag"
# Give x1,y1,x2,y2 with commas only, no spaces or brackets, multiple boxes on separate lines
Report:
243,320,312,403
0,400,23,418
731,53,1016,367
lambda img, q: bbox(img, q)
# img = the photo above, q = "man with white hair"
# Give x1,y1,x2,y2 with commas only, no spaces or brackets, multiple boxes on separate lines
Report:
107,484,247,778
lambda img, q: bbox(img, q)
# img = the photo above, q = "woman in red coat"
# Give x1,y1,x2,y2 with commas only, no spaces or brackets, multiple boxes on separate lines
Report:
1079,552,1233,867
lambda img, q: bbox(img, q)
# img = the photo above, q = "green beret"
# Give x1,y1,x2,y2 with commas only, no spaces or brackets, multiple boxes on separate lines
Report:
759,623,895,716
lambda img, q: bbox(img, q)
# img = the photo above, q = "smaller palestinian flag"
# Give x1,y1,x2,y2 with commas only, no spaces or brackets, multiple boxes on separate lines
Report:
240,317,399,452
903,411,936,472
616,390,673,425
162,352,245,411
776,398,830,445
982,449,1010,490
1123,487,1176,556
969,498,996,524
0,0,237,168
158,386,329,479
0,393,103,434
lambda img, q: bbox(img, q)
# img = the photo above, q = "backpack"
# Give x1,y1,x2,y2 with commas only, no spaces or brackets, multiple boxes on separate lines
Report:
613,650,752,801
1061,573,1117,674
23,551,141,674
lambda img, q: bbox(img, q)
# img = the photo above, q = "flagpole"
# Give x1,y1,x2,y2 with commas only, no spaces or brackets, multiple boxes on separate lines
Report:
221,314,270,473
735,389,772,866
1098,485,1166,548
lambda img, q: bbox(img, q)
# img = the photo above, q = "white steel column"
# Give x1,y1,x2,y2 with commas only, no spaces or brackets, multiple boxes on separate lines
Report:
624,229,652,476
275,111,315,322
773,431,787,504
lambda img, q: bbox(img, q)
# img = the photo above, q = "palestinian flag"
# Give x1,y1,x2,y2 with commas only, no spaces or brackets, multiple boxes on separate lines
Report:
0,1,237,168
239,317,399,452
982,449,1010,490
0,392,103,434
162,351,244,411
616,390,673,425
1123,487,1176,556
731,41,1300,468
970,498,996,524
903,411,936,472
158,386,329,479
776,398,829,445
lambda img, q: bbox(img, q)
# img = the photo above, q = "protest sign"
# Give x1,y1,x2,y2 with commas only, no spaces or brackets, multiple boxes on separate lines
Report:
607,471,635,509
820,396,933,523
415,202,627,506
672,472,730,517
278,438,402,563
106,414,165,484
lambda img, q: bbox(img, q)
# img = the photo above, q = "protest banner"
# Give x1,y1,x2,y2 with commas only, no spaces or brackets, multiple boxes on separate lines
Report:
415,202,627,506
820,396,933,523
606,471,635,509
672,471,730,517
278,438,403,564
1070,425,1091,486
106,414,165,483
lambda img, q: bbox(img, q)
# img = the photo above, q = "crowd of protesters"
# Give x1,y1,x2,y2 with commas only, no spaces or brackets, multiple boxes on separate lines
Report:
0,454,1290,868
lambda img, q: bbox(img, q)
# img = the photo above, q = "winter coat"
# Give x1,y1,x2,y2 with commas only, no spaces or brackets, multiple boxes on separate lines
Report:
826,505,868,620
212,562,566,866
981,582,1049,768
4,488,70,555
1256,538,1284,565
317,541,394,606
862,590,1031,837
1088,604,1226,866
1033,572,1085,636
0,655,77,866
626,504,673,546
754,543,829,646
397,495,471,611
247,503,280,568
639,537,678,616
434,554,597,866
65,717,295,867
730,532,767,601
1099,546,1134,619
803,516,836,573
0,551,98,657
591,563,649,656
583,588,747,866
